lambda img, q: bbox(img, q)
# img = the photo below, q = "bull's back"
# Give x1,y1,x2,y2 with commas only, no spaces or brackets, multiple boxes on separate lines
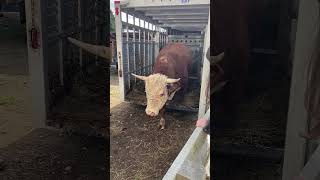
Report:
159,43,192,66
153,43,192,91
154,43,192,76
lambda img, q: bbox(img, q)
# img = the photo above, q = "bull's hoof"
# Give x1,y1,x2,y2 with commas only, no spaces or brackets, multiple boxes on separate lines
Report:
158,124,165,130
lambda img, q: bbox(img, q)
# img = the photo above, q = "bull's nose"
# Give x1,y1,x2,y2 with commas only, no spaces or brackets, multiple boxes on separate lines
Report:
146,109,156,117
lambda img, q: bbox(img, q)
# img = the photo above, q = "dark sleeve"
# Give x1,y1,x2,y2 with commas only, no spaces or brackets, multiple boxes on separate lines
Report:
203,119,210,135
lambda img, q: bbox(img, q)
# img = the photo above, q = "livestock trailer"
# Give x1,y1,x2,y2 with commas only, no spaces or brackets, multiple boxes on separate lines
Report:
114,0,210,179
114,0,210,117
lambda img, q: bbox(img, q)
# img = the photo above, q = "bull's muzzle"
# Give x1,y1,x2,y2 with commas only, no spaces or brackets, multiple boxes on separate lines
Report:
145,108,158,117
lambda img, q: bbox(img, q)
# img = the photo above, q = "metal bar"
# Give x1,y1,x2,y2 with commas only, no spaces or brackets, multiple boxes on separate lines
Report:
152,16,208,21
123,0,210,7
150,31,154,72
133,14,136,83
26,0,47,128
158,19,208,23
160,24,206,27
57,0,63,86
165,30,168,44
95,0,99,66
198,12,210,118
132,6,209,11
126,13,130,90
115,1,125,101
148,23,150,74
78,0,83,67
154,26,160,60
124,64,154,75
143,20,146,75
122,22,154,33
124,9,156,25
139,19,142,75
146,12,208,16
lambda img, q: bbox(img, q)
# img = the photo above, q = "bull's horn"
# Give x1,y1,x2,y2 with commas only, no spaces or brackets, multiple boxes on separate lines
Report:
131,73,147,81
67,37,110,59
166,78,180,84
211,52,225,64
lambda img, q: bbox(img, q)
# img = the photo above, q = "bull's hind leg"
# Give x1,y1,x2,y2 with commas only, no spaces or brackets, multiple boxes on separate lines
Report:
158,108,166,130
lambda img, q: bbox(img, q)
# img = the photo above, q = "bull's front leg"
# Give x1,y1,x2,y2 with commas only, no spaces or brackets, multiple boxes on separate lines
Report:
158,107,166,130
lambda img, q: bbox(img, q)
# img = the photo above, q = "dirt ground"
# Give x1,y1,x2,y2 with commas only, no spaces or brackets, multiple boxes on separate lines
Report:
0,128,107,180
109,70,198,179
0,14,108,180
110,70,120,109
110,102,196,180
0,14,32,148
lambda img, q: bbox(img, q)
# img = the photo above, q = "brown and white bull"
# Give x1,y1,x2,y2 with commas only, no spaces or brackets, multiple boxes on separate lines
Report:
66,38,192,129
132,43,192,129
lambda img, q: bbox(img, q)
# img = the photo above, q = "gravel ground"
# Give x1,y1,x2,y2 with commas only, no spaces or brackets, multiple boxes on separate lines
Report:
110,102,196,180
0,128,107,180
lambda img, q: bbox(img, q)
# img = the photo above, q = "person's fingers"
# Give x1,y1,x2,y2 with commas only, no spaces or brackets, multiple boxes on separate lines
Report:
196,119,208,127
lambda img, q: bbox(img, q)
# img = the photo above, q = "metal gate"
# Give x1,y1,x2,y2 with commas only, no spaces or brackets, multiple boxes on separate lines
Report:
42,0,109,109
114,3,168,100
168,34,204,78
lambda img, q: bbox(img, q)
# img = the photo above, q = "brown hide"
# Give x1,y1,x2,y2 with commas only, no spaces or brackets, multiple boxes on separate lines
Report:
212,0,250,124
153,43,192,94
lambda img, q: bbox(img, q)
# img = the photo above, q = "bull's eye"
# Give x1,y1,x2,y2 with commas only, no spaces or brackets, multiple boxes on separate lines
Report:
160,93,164,97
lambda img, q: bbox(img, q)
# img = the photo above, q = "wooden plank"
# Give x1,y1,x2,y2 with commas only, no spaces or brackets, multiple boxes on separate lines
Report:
282,1,320,180
25,0,47,128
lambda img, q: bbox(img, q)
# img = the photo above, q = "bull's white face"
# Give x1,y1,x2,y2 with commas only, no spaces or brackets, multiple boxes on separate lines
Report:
132,73,180,117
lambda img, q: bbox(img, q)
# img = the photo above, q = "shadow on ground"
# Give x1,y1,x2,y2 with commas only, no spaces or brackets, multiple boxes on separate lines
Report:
0,128,107,180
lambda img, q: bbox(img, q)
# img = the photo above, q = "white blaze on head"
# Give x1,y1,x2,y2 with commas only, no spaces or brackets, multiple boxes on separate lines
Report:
132,73,180,117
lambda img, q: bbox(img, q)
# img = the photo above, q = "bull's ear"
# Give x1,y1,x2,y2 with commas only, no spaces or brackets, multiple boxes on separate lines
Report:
166,78,180,84
211,52,225,64
131,73,147,81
